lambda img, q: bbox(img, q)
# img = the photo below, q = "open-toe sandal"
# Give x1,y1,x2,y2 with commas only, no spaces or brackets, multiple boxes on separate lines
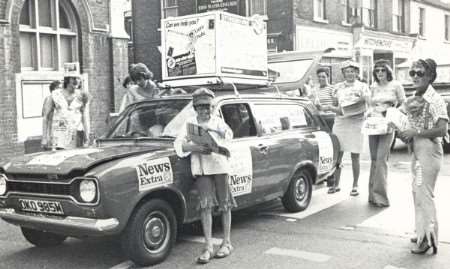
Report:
215,243,233,259
196,248,214,264
350,188,359,196
327,187,336,194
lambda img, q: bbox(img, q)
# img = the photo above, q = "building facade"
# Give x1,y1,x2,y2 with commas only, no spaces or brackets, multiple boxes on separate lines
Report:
0,0,130,160
133,0,449,85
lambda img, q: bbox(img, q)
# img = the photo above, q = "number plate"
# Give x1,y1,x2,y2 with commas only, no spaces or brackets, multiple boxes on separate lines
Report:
18,199,64,215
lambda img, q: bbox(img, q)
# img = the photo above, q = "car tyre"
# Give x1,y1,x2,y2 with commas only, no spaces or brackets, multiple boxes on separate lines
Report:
122,199,177,267
21,227,67,247
282,170,312,212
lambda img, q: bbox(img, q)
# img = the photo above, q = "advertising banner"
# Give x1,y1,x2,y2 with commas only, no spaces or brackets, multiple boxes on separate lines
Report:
197,0,239,14
161,11,268,84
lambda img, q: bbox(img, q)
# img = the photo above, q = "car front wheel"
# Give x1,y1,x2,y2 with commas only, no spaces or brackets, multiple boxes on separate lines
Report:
21,227,67,247
282,170,312,212
122,199,177,267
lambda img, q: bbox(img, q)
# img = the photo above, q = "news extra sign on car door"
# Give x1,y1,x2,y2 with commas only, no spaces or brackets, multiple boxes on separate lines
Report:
161,11,268,83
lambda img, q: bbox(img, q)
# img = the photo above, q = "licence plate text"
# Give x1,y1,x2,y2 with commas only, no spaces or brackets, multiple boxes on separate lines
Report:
19,199,64,215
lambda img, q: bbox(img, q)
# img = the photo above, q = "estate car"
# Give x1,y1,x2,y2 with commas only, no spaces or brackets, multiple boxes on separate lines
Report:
0,87,340,266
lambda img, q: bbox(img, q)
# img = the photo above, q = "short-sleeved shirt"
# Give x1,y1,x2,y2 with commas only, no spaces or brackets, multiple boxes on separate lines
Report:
120,80,161,112
406,85,449,143
313,85,336,107
174,115,233,177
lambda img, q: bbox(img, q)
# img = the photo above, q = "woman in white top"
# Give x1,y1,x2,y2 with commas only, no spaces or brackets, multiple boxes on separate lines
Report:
42,75,90,149
368,59,405,207
174,88,236,264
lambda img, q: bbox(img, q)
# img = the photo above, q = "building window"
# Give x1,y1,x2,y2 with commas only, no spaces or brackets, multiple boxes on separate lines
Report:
392,0,405,33
342,0,357,25
162,0,178,18
249,0,267,16
314,0,327,21
124,10,133,44
445,15,449,41
19,0,78,71
419,7,425,36
361,0,377,28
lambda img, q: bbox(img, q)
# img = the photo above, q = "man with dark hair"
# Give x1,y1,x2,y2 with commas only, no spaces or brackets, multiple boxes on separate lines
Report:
313,67,336,129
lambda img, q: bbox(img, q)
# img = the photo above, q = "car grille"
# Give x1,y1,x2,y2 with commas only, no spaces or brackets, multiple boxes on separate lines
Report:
7,181,73,196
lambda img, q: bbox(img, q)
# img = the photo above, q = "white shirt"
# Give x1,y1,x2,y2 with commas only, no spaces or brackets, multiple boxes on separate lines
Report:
174,115,233,177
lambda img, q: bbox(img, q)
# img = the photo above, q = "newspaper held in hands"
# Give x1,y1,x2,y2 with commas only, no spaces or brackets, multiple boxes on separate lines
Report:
187,122,230,157
385,107,410,132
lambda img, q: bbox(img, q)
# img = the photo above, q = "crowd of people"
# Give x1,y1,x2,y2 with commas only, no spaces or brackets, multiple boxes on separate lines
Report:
40,59,447,263
307,58,447,256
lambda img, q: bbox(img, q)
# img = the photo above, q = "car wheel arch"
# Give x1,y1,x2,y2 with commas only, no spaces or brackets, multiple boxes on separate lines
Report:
126,188,187,230
289,161,317,186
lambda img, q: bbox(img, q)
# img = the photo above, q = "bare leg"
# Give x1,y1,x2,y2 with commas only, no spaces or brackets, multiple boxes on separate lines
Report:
222,209,232,244
333,151,344,188
351,152,360,188
200,208,213,251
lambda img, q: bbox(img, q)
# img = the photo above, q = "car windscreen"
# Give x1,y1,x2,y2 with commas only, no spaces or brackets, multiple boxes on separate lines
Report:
107,99,194,139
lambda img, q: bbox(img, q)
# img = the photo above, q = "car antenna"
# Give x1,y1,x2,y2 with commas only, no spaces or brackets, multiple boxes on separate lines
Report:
273,84,282,98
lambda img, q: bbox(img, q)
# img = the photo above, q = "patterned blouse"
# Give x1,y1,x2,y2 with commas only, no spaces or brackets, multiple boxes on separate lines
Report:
406,85,449,143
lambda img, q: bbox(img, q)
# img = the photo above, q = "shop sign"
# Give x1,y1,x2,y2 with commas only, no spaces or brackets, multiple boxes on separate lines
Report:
197,0,239,14
359,36,413,52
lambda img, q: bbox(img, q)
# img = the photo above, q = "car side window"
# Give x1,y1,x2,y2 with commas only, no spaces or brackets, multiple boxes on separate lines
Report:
220,103,257,139
252,103,316,135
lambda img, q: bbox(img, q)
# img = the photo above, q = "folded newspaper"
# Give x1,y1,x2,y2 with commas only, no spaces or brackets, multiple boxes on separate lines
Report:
385,107,410,132
187,122,230,157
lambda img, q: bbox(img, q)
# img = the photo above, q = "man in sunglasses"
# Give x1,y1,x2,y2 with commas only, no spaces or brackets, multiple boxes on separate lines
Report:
398,58,448,255
174,88,236,264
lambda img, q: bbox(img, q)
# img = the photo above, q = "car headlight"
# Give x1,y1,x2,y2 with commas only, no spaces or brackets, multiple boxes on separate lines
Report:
79,179,97,203
0,174,7,196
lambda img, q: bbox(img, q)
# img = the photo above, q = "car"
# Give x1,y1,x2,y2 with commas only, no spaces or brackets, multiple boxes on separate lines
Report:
0,87,340,266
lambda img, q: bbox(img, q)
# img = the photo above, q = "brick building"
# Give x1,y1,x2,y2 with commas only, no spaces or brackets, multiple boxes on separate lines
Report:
0,0,130,160
132,0,449,84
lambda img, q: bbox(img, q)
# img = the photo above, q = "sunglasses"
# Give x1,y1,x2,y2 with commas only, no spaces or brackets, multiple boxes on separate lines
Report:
409,70,425,78
194,104,211,110
374,68,386,73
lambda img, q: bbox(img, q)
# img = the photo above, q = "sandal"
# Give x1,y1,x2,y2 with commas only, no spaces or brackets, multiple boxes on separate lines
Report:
196,248,214,264
335,187,341,192
215,243,233,259
350,188,359,196
327,187,336,194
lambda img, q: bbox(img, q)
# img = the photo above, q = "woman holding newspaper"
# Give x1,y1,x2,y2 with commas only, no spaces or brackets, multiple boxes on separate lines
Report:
321,60,370,196
174,88,236,264
366,59,406,207
394,59,448,255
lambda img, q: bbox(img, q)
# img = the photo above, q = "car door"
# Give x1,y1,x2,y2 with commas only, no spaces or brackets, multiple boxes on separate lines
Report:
219,102,275,207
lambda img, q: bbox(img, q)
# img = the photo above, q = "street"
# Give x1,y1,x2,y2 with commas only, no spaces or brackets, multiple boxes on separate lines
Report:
1,142,450,269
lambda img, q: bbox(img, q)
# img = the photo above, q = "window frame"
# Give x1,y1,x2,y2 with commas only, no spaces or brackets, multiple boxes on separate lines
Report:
361,0,377,29
419,7,426,37
19,0,79,71
248,0,267,16
314,0,328,22
161,0,178,19
445,14,450,41
392,0,405,33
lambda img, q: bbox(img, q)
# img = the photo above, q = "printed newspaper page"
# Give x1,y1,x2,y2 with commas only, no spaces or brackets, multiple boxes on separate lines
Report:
187,122,230,157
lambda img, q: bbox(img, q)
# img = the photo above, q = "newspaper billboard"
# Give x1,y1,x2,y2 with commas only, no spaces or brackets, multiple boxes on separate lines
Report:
161,11,268,84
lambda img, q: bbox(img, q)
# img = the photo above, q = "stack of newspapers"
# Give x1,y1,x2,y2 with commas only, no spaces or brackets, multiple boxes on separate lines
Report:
187,123,230,157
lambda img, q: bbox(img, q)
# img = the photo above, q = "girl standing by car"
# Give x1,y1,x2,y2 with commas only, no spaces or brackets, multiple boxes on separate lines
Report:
321,60,370,196
367,59,406,207
174,88,236,264
399,58,448,255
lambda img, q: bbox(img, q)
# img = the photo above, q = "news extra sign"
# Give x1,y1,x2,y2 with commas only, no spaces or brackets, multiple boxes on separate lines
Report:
136,157,174,192
197,0,239,14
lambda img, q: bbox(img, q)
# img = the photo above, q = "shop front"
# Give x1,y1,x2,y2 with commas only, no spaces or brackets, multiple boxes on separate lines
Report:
353,30,416,84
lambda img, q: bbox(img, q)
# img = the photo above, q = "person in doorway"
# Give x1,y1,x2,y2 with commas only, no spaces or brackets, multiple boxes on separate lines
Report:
41,80,61,150
174,88,236,264
42,73,90,149
324,60,370,195
118,76,135,113
313,67,337,130
367,59,406,207
398,58,447,255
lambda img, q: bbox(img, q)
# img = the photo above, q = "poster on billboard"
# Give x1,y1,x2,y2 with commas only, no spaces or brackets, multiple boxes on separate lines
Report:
161,11,268,85
197,0,239,14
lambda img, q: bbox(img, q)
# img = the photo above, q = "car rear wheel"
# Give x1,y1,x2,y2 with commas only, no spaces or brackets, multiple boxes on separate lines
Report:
282,170,312,212
21,227,67,247
122,199,177,267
